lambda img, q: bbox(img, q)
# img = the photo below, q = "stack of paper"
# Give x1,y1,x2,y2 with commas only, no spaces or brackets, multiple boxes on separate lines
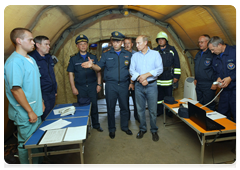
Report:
38,126,87,145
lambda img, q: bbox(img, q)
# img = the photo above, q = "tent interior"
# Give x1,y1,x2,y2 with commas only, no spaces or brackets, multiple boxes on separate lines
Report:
3,4,236,164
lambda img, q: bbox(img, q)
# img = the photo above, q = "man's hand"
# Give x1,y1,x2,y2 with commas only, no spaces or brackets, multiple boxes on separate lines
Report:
194,79,197,86
173,78,178,83
96,85,101,93
210,84,218,90
221,76,232,88
81,57,93,68
129,84,134,90
42,101,45,112
28,110,38,123
137,74,147,83
72,87,79,95
141,80,149,86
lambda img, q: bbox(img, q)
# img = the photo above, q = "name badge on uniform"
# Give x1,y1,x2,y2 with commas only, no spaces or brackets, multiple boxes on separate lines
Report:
204,60,211,66
124,56,129,58
107,58,113,60
75,63,82,65
227,63,235,70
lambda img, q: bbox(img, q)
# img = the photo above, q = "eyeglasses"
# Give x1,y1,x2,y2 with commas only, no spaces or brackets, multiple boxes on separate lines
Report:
198,41,207,44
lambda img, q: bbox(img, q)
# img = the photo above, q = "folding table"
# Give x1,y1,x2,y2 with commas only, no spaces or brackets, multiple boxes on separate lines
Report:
163,99,236,164
23,103,91,164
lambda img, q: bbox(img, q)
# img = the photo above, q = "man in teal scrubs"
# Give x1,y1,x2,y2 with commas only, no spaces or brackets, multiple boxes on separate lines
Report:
4,28,45,164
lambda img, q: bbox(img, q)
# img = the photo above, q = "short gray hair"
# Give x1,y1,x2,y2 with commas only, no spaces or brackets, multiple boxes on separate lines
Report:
208,36,225,47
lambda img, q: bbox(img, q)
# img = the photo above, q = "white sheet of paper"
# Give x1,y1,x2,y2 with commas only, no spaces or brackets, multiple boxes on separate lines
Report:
53,108,63,115
39,128,66,145
64,126,87,141
180,98,199,105
172,108,179,113
40,119,71,131
206,111,226,120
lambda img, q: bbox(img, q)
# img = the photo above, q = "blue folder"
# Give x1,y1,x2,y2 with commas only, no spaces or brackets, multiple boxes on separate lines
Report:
24,116,88,147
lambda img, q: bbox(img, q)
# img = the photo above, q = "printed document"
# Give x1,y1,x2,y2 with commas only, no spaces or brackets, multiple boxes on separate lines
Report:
39,128,66,145
40,119,71,131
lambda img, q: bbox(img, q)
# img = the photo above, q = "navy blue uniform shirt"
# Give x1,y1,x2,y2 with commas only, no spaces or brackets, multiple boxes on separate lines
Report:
97,47,132,83
212,44,236,90
29,50,57,94
194,48,216,84
67,52,97,87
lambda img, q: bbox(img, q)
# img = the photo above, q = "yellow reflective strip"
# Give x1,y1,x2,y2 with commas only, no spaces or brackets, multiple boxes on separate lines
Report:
174,68,181,74
157,100,164,104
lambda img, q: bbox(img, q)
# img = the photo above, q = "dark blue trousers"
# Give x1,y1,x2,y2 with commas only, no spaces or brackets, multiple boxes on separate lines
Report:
105,82,129,132
157,85,173,115
77,83,100,129
218,89,236,122
196,83,216,111
128,88,139,121
42,92,55,121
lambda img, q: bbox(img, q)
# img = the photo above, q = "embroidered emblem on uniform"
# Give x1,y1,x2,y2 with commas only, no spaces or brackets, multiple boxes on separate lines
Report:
80,34,84,38
227,63,235,70
124,60,129,66
115,32,119,36
204,60,211,66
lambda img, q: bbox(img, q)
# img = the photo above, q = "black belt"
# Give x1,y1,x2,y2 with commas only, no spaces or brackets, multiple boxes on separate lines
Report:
148,80,156,84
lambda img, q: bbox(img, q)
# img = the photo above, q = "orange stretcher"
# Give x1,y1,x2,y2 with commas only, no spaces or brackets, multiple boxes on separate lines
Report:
163,99,236,164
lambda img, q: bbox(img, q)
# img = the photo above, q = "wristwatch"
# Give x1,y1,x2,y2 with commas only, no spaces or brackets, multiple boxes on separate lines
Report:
97,84,102,87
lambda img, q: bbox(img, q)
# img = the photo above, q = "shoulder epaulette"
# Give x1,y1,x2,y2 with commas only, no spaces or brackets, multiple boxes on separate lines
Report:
103,48,111,53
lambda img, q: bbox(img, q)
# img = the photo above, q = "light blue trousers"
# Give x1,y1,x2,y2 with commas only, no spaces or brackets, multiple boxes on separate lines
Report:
14,115,43,164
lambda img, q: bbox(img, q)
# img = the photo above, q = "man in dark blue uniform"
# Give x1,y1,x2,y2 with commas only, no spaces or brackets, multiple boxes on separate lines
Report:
153,31,181,117
208,36,236,122
29,35,57,121
124,37,139,123
194,35,216,111
82,31,133,139
67,34,103,131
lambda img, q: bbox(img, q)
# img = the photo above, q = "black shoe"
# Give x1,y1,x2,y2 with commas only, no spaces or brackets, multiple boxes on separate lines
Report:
94,127,103,132
122,129,133,135
152,132,159,141
136,130,147,139
109,132,115,139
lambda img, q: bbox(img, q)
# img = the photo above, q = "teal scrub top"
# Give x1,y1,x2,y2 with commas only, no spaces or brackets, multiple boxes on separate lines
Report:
4,51,43,121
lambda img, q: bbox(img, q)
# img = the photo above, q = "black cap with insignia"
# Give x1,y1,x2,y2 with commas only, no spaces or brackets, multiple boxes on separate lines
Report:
75,34,89,44
111,31,125,41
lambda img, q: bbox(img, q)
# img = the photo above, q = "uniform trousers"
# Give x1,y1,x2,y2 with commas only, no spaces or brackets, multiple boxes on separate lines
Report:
105,81,129,132
42,92,55,120
196,83,216,111
76,83,100,129
218,89,236,122
157,85,173,115
128,88,139,121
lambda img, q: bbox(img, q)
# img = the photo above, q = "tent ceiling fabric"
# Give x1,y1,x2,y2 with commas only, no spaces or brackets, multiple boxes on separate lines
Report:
4,5,236,59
